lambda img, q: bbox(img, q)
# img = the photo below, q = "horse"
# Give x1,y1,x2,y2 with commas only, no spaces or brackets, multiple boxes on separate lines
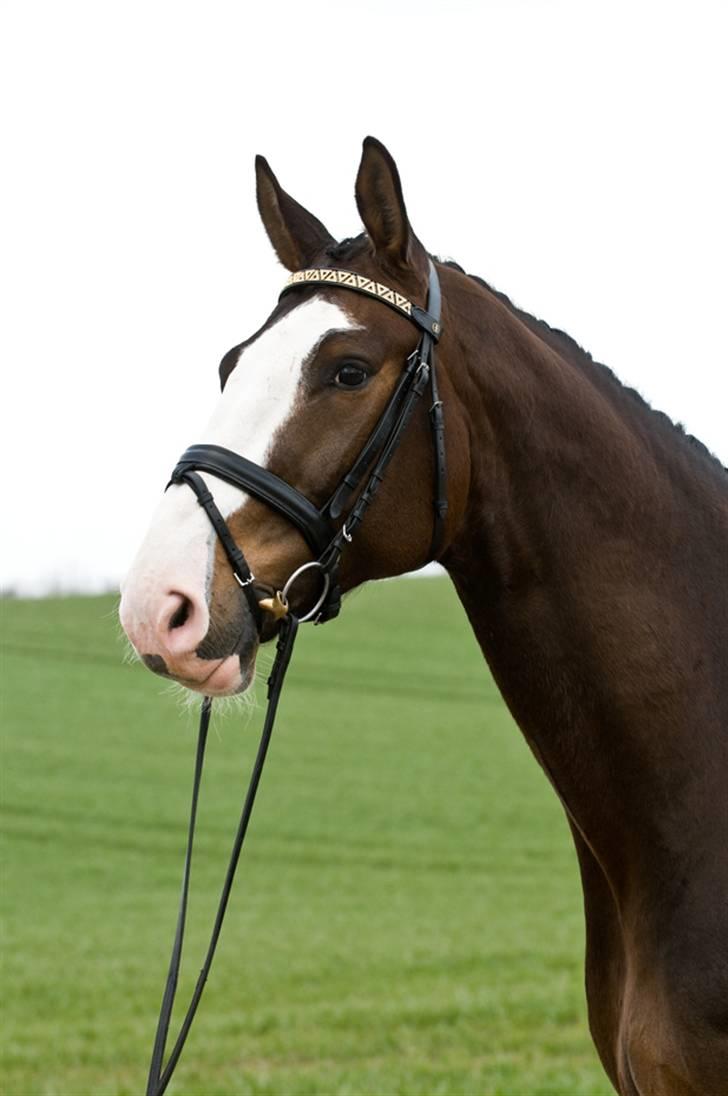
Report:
120,137,728,1095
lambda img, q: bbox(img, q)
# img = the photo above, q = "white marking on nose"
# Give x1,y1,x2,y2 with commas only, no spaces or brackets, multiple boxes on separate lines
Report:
120,296,360,657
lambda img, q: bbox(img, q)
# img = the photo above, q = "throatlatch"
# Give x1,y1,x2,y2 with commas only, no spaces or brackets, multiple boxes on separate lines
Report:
146,261,446,1096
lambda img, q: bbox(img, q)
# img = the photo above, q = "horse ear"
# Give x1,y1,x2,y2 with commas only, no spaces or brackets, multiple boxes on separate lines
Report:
355,137,427,274
255,155,334,272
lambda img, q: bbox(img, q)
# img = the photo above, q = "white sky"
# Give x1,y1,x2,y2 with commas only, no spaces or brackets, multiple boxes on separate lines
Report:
1,0,726,595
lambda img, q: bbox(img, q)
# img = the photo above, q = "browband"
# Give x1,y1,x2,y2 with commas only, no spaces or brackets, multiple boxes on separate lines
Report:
281,268,442,341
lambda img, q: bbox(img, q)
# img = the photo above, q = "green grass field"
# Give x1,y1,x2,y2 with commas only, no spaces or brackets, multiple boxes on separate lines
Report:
1,578,610,1096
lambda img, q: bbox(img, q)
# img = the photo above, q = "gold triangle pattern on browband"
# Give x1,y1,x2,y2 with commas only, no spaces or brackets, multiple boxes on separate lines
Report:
285,269,413,316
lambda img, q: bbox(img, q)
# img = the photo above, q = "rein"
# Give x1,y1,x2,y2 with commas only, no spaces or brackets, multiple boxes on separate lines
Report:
145,261,445,1095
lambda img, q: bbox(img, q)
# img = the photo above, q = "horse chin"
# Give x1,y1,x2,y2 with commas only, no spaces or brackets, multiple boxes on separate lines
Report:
197,653,256,698
166,650,257,698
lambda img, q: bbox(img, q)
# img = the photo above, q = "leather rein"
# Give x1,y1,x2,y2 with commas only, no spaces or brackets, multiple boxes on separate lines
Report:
146,260,446,1095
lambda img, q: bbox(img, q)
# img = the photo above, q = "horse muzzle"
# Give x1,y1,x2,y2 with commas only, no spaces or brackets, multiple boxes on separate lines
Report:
120,584,259,697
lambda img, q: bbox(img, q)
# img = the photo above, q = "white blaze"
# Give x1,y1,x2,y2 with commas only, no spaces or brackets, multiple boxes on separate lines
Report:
120,296,358,617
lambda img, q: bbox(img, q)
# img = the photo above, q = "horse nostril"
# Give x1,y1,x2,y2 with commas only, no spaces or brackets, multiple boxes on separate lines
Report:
157,591,209,657
168,595,192,631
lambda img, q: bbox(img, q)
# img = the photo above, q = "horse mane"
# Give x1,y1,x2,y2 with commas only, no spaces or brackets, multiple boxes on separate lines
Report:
324,237,725,478
442,258,727,479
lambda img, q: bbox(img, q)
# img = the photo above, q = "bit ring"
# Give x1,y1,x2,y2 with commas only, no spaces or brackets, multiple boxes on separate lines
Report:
281,561,331,623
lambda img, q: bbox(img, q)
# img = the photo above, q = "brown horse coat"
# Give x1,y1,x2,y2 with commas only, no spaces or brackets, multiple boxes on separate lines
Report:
124,138,728,1095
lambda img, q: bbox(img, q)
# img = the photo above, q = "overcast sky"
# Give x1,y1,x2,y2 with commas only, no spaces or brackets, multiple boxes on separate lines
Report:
2,0,726,595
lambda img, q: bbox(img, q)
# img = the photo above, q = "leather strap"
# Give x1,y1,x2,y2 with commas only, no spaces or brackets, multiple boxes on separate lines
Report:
428,356,448,559
281,268,442,341
315,354,432,604
324,261,448,562
146,615,299,1096
147,261,449,1090
175,470,261,625
418,263,447,558
325,352,419,521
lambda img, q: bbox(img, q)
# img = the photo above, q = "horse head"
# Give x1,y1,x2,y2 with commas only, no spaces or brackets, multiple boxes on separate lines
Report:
119,138,468,695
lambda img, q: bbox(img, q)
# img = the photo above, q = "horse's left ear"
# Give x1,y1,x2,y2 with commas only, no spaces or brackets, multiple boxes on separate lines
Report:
256,155,335,272
355,137,428,275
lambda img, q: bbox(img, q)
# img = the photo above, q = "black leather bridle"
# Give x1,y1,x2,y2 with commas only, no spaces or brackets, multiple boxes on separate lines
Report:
168,259,446,626
146,260,446,1095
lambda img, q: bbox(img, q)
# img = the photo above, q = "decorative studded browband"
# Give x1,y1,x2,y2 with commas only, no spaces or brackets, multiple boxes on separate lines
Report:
282,268,442,339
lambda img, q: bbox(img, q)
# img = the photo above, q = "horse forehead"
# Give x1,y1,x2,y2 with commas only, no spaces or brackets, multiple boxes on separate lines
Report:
203,295,361,483
226,295,360,398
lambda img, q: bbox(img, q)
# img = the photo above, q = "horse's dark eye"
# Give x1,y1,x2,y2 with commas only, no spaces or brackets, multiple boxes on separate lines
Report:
334,364,368,389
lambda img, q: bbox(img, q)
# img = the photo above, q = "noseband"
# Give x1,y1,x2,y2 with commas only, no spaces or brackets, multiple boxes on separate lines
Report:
146,261,446,1095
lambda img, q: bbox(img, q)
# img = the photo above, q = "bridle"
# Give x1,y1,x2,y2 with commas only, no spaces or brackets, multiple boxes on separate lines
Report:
146,260,446,1095
169,259,446,626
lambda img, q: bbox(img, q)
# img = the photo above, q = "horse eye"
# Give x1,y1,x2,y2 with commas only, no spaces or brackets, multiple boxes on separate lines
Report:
334,363,368,389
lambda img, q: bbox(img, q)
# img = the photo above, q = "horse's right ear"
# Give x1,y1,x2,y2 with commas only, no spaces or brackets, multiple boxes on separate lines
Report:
255,156,334,272
355,137,428,276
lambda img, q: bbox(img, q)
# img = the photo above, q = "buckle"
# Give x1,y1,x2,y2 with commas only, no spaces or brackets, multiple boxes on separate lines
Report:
411,306,442,341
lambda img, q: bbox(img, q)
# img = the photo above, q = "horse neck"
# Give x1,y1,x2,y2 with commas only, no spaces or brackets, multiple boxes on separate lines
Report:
440,269,728,890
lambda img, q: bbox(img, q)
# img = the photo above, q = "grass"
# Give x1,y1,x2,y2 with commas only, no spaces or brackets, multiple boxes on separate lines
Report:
0,578,610,1095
